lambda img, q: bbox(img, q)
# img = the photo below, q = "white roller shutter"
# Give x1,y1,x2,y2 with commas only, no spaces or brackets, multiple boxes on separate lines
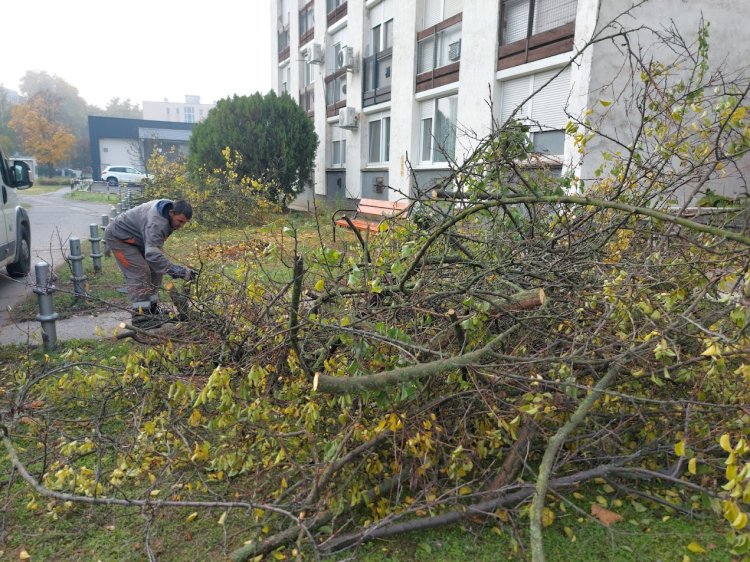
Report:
500,74,531,124
444,0,463,20
529,67,570,130
423,0,441,28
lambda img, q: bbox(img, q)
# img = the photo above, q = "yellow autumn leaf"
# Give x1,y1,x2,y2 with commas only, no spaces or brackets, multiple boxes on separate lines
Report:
218,511,227,525
19,550,31,561
186,512,198,522
687,541,706,554
541,507,555,527
599,99,613,107
688,457,697,475
458,485,472,496
720,434,733,452
150,489,161,497
188,409,202,426
731,510,748,530
675,440,686,456
314,279,325,292
701,343,720,357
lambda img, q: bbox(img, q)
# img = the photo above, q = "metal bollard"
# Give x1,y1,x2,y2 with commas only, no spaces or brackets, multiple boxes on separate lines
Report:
101,214,110,256
33,262,58,351
89,224,102,272
110,206,117,219
115,202,122,215
69,237,87,297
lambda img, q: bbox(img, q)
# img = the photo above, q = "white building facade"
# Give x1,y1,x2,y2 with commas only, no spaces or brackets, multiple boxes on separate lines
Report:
142,95,215,124
270,0,750,208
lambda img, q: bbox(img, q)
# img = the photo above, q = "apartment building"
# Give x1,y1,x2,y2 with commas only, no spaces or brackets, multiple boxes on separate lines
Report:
142,95,215,124
271,0,749,208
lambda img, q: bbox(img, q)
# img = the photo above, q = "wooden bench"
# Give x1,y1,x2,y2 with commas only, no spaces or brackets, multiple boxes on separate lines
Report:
332,198,410,235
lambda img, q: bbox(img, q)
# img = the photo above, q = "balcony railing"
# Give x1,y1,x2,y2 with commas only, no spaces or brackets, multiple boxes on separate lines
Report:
362,47,392,107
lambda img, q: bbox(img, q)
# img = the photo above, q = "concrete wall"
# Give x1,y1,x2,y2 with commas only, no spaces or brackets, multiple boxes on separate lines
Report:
574,0,750,203
98,139,143,171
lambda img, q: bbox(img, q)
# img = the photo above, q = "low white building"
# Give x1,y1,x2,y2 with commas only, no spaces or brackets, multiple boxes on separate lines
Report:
142,95,215,123
270,0,750,209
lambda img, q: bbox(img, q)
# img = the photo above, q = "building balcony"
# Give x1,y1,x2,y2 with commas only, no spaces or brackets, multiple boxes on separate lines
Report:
415,14,462,93
327,0,347,27
363,48,392,107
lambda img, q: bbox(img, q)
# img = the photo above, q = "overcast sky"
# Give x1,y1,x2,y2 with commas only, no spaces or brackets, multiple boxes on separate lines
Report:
2,0,272,109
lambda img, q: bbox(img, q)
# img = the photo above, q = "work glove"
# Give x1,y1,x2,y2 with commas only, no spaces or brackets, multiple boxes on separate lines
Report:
168,265,198,281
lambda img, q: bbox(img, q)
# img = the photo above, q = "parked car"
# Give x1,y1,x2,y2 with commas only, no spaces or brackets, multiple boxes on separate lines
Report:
100,166,150,187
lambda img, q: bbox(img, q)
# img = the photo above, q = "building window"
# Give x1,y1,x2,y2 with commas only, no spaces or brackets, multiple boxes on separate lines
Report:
332,139,346,167
299,58,314,114
328,28,346,74
371,19,393,53
278,0,290,54
184,106,195,123
501,0,577,45
368,114,391,164
419,94,458,163
363,0,393,107
497,0,576,69
417,21,462,74
299,2,314,44
279,64,291,94
326,0,347,25
326,75,346,105
327,0,344,12
498,66,570,155
422,0,463,29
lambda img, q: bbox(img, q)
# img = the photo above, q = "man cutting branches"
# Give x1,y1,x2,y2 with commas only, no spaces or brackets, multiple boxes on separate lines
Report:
105,199,196,325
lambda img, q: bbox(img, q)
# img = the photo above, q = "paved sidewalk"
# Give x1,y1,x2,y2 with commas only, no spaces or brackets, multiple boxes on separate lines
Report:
0,310,131,347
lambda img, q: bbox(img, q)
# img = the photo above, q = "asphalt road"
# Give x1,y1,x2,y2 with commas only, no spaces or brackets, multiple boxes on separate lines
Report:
0,188,113,328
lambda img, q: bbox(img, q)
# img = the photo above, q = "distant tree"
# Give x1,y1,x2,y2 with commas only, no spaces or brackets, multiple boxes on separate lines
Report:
10,92,75,176
19,71,91,168
188,91,317,209
101,97,141,118
0,89,19,154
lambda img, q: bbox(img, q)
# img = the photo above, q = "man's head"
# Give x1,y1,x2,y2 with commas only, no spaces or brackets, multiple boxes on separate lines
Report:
169,200,193,230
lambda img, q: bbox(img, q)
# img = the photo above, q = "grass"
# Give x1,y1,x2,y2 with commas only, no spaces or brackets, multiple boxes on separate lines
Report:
65,190,122,204
18,183,66,196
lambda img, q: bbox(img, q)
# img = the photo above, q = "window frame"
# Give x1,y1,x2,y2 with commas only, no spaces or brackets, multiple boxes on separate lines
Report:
367,113,391,165
419,94,458,164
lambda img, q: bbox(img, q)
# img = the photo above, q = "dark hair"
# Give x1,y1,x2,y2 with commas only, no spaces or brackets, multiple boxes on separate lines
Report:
172,200,193,219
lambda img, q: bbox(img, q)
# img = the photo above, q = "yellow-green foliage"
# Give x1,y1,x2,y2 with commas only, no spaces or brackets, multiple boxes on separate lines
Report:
145,147,278,228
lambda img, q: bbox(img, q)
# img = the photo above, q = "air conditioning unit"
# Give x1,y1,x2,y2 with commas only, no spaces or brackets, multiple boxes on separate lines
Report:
338,107,358,129
448,39,461,62
305,43,324,64
336,46,356,71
